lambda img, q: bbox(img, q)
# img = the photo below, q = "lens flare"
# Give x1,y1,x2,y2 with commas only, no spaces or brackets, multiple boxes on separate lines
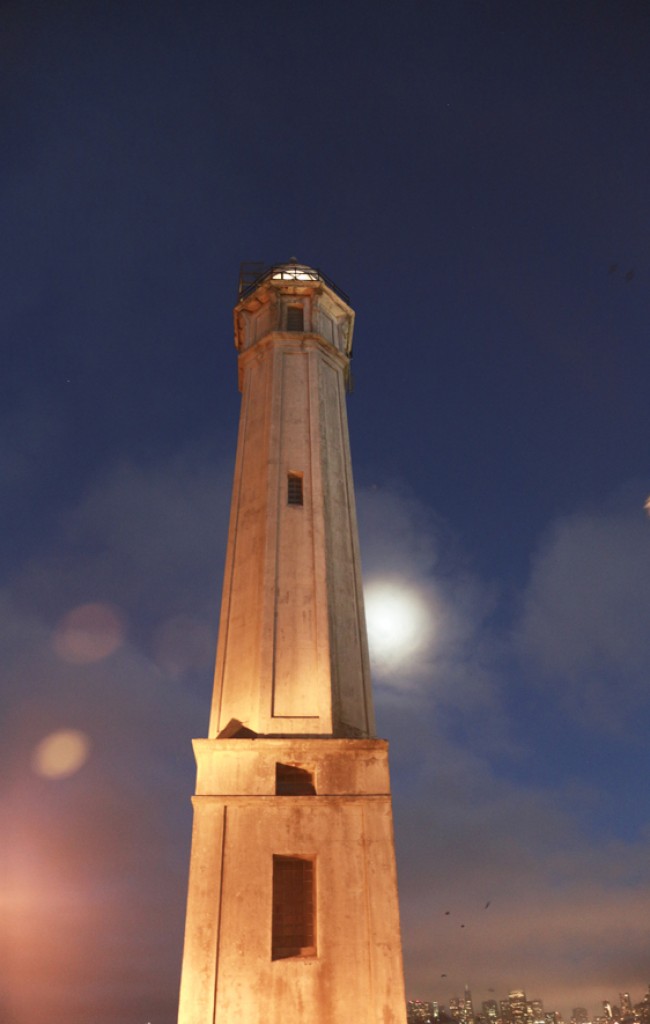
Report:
31,729,90,778
53,602,125,664
152,614,214,675
364,579,433,673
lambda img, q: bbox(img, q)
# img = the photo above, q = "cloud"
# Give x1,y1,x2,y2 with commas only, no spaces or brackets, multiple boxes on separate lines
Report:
393,727,650,1015
2,450,233,1024
356,482,650,1014
0,402,65,499
517,490,650,730
357,484,443,577
2,448,233,756
357,483,507,751
11,448,232,623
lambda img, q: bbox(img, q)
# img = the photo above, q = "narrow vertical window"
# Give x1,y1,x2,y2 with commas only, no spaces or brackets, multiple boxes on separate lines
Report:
286,305,304,331
287,472,303,506
272,855,315,960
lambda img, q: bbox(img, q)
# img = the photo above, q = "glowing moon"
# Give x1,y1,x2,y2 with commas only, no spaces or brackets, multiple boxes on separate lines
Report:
364,580,433,673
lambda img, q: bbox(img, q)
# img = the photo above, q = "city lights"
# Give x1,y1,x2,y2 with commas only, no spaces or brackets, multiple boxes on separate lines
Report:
407,986,650,1024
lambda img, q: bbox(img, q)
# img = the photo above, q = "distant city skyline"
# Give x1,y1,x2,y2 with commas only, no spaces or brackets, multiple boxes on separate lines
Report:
408,984,650,1024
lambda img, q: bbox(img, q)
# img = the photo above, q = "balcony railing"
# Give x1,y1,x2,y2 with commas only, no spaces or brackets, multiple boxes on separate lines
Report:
238,262,350,305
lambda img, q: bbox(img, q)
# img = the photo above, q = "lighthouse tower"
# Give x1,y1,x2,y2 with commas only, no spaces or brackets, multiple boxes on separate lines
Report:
177,261,406,1023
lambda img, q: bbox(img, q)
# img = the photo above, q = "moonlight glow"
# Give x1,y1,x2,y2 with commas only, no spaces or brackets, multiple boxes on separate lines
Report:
364,579,434,674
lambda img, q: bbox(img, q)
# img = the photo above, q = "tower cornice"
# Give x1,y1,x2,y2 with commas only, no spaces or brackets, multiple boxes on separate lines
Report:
238,331,349,361
234,272,355,359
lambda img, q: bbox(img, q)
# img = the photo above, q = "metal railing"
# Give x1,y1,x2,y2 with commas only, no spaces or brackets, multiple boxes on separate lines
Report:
238,262,350,305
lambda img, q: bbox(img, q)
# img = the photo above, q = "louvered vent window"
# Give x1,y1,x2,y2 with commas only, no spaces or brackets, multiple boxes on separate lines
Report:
276,763,316,795
287,473,303,506
287,305,304,331
272,856,316,960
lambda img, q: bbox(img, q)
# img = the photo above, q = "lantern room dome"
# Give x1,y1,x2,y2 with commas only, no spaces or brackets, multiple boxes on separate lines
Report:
271,259,319,283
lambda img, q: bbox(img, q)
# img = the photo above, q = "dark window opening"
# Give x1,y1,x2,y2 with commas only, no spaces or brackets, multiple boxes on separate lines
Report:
272,856,315,960
287,473,303,506
276,763,316,795
287,305,304,331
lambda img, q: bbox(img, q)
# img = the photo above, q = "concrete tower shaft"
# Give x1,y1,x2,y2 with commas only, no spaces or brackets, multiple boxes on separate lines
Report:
177,263,406,1024
209,264,375,739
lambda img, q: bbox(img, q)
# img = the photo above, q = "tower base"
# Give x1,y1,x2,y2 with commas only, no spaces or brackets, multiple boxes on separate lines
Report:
177,738,406,1024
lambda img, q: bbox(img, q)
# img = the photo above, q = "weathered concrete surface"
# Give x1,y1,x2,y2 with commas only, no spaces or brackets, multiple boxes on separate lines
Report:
177,740,406,1024
192,737,391,796
208,274,374,739
178,265,406,1024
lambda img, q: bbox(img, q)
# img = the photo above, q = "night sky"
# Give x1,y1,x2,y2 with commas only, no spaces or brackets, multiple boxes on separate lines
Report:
3,2,650,1022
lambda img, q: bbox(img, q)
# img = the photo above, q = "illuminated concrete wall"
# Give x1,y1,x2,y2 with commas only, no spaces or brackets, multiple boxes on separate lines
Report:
178,265,406,1024
208,273,374,739
177,740,406,1024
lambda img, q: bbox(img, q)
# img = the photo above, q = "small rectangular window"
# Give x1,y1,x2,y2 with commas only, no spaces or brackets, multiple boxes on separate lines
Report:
287,473,303,506
276,763,316,795
287,306,304,331
272,855,315,960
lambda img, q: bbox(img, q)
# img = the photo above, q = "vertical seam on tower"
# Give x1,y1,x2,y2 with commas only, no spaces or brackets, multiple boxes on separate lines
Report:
325,358,341,732
270,346,282,719
306,346,319,724
336,371,371,735
306,346,313,709
213,364,251,736
360,802,375,1010
212,805,228,1024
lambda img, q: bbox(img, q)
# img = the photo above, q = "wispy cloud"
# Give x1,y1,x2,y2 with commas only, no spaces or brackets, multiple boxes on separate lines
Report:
357,482,506,750
357,480,650,1013
516,487,650,731
3,451,233,1023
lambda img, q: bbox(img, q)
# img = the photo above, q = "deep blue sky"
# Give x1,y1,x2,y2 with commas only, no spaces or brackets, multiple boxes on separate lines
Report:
3,3,650,1023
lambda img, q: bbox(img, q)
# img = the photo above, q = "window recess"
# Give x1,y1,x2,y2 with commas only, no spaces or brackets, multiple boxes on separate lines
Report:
287,472,304,506
276,763,316,795
272,855,316,960
286,305,304,331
